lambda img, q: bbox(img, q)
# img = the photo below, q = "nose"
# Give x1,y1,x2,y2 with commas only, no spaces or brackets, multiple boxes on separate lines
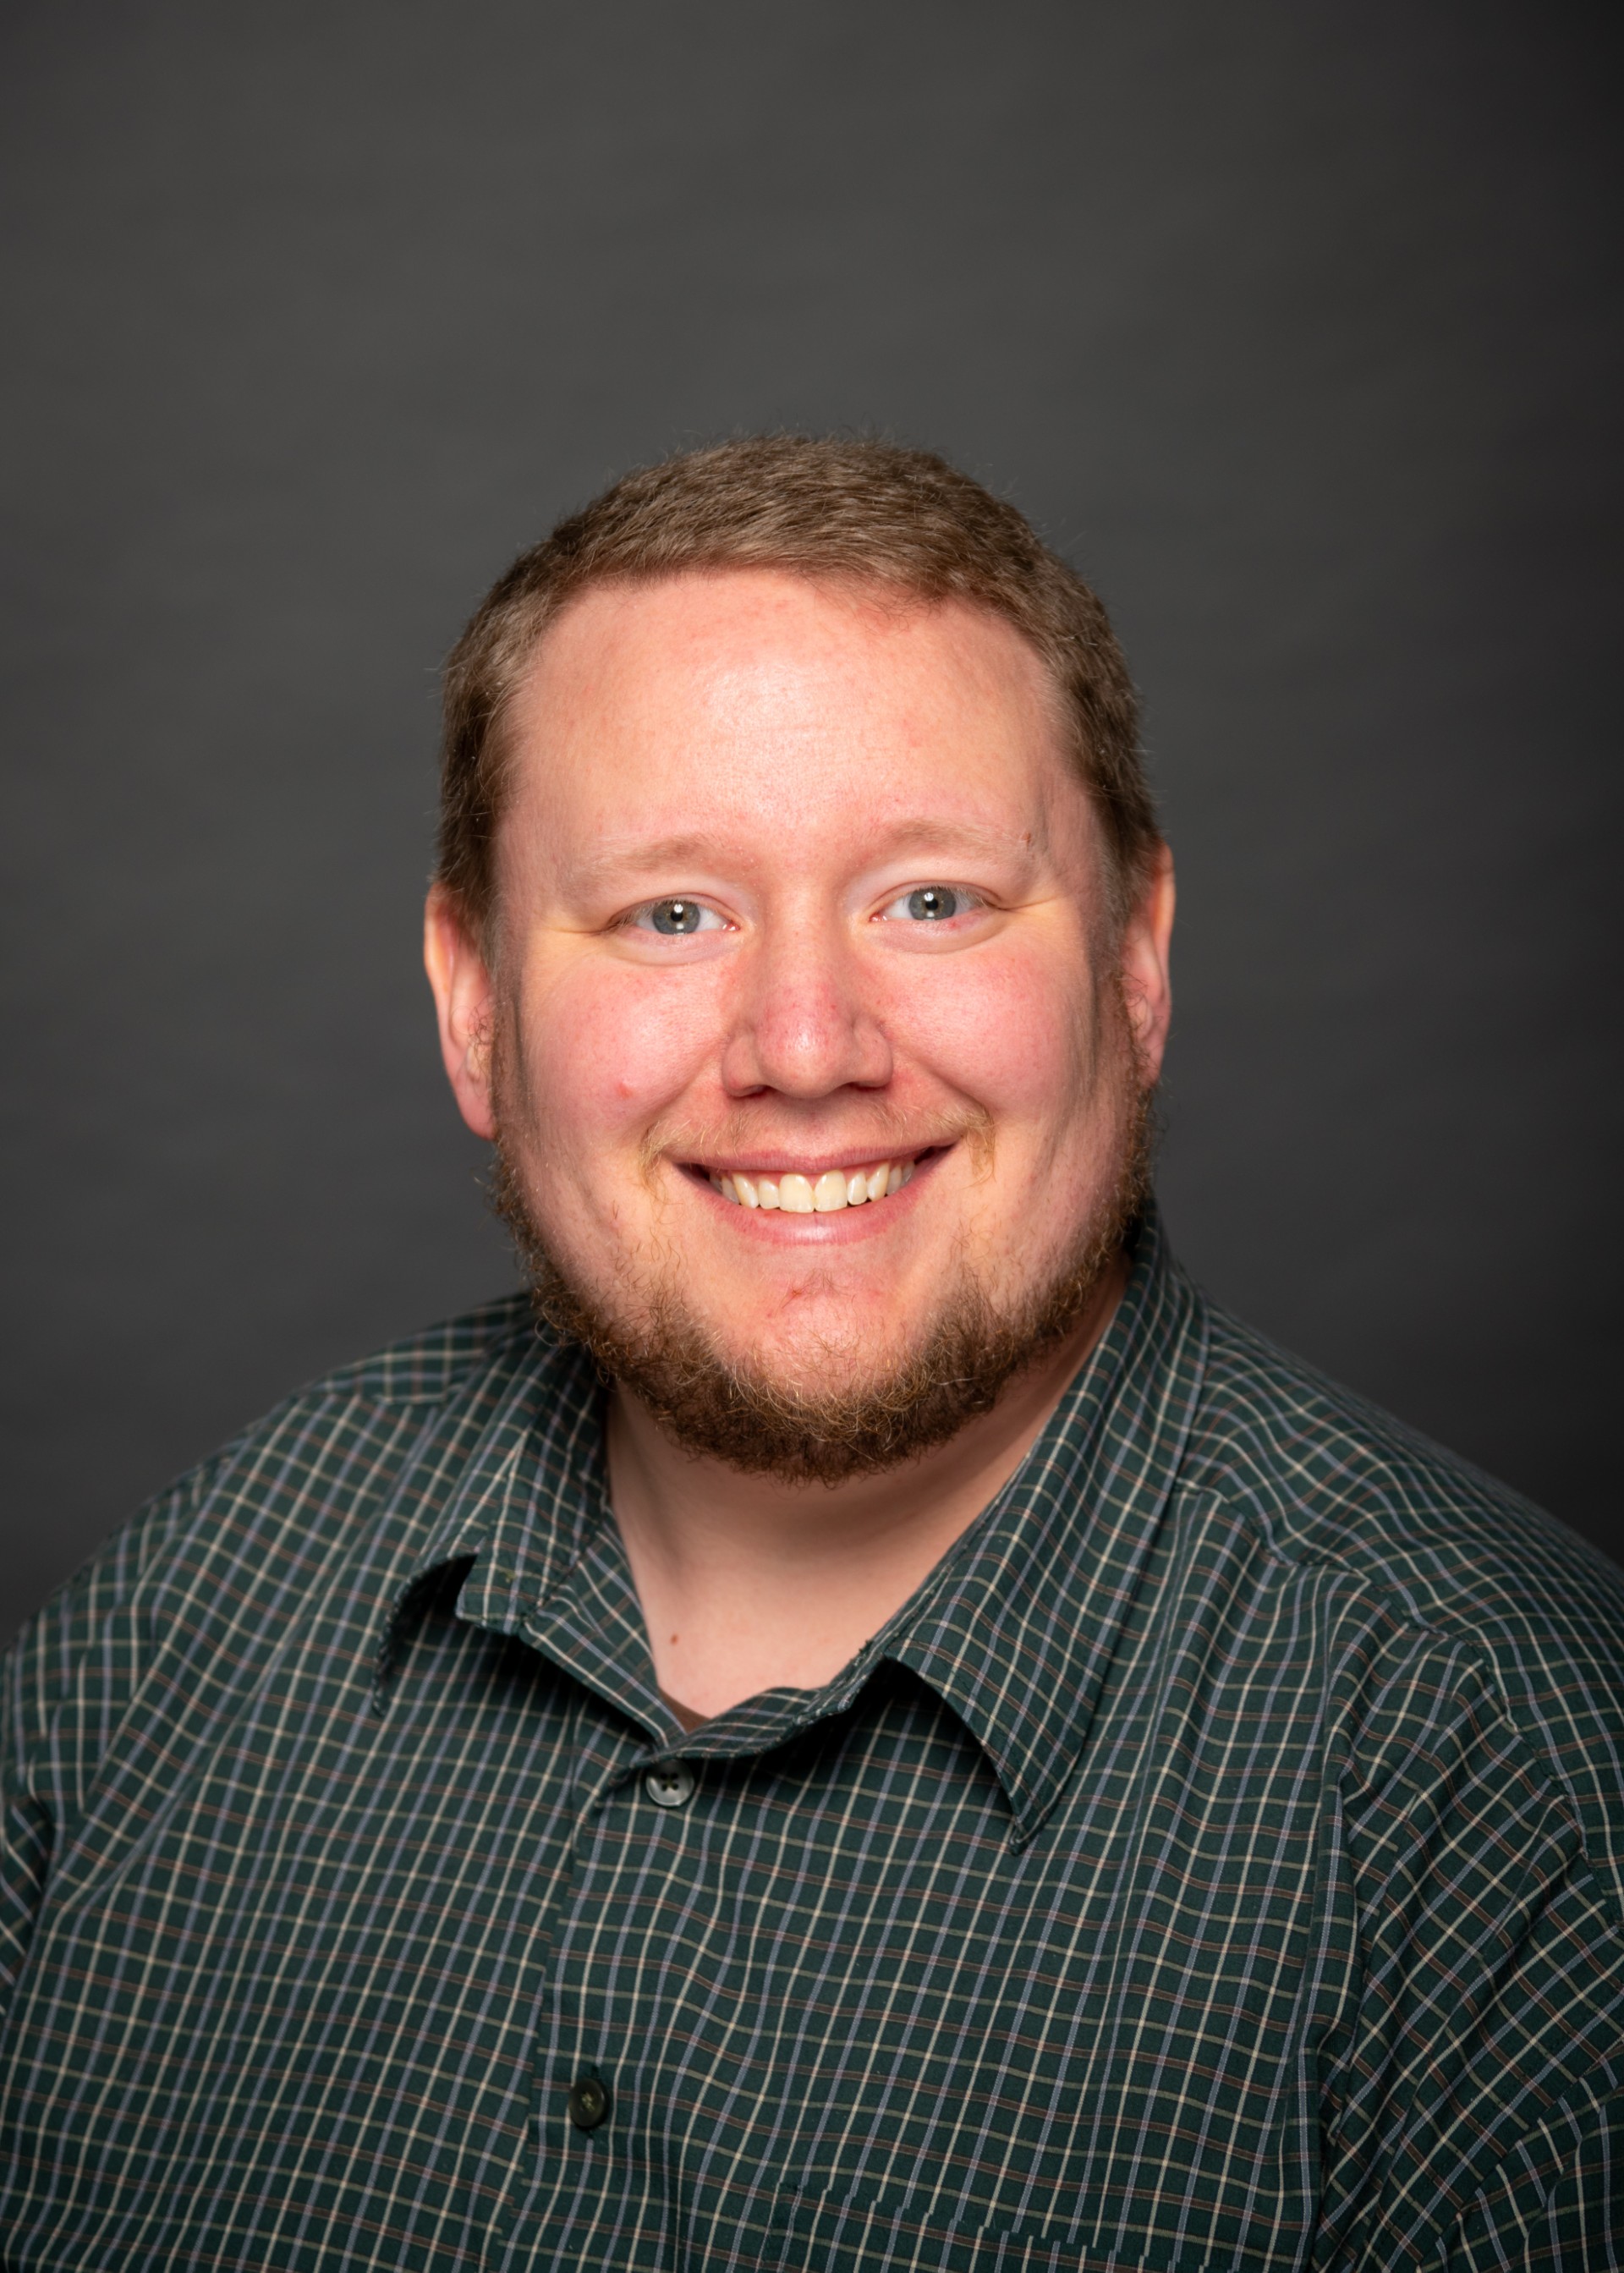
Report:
720,921,892,1100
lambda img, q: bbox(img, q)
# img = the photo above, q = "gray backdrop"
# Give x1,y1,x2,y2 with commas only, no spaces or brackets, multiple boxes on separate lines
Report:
3,0,1620,1639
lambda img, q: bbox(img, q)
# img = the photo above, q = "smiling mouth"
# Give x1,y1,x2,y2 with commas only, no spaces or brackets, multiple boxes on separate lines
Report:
699,1151,929,1214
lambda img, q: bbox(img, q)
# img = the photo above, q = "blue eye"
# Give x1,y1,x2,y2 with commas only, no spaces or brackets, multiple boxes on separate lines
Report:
631,898,726,936
879,885,980,922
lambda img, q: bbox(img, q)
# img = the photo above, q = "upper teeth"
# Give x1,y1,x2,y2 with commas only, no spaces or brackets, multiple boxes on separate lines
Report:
706,1158,917,1211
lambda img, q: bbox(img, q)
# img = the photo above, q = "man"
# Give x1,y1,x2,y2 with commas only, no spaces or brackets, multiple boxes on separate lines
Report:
1,439,1619,2271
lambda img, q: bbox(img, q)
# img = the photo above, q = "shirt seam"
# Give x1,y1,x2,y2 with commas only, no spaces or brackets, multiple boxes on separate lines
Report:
1213,1496,1624,1932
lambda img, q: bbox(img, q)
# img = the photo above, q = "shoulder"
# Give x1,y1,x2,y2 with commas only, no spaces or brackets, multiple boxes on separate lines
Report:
1179,1292,1624,1887
0,1292,580,1990
1183,1298,1618,1621
6,1292,563,1705
131,1288,550,1570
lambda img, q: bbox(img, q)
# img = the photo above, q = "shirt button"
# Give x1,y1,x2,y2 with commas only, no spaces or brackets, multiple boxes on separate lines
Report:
645,1760,696,1809
567,2068,611,2131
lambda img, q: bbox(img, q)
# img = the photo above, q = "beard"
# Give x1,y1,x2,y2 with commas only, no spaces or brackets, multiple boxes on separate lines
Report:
493,1121,1150,1485
489,1040,1155,1490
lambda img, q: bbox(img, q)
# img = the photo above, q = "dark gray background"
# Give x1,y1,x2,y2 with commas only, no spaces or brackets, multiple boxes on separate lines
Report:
3,0,1619,1639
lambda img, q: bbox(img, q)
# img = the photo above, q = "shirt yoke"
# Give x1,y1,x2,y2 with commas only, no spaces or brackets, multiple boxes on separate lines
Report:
294,1287,540,1408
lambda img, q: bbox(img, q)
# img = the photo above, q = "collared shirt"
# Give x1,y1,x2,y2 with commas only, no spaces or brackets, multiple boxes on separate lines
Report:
1,1215,1621,2270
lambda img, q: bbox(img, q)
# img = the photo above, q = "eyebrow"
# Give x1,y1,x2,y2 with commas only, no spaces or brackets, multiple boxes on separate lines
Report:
567,818,1044,893
568,834,738,889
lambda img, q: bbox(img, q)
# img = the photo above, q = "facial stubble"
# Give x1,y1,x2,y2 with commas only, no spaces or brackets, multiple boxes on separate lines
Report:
488,1020,1155,1487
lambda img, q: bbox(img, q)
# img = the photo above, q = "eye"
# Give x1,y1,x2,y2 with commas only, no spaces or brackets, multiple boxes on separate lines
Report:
876,885,983,923
627,897,727,936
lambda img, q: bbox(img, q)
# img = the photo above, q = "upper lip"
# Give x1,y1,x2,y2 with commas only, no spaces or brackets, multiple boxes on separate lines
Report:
678,1143,942,1178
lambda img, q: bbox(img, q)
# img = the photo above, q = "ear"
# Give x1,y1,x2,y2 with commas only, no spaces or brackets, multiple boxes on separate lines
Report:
1117,843,1175,1085
424,883,499,1141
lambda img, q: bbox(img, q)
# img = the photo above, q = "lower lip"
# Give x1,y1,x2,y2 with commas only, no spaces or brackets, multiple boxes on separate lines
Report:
684,1153,945,1244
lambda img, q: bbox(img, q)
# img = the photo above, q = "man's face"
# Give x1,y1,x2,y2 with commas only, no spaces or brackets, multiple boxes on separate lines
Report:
429,570,1172,1464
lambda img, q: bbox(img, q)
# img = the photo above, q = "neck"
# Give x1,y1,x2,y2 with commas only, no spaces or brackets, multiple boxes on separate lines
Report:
607,1250,1129,1720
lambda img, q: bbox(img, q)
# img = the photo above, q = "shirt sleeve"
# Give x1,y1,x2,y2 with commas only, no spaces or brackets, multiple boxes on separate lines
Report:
0,1469,206,2018
1312,1621,1624,2270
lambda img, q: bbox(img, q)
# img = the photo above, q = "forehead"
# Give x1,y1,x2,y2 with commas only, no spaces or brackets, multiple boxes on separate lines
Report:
497,568,1088,881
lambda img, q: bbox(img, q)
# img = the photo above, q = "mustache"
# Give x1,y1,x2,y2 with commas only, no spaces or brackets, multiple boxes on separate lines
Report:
635,1101,996,1183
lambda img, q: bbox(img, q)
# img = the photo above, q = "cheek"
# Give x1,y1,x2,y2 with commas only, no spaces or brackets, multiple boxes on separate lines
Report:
515,955,721,1154
893,938,1097,1130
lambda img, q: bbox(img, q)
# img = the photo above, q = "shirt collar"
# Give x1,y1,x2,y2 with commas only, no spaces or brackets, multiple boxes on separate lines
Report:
883,1209,1206,1838
381,1206,1206,1843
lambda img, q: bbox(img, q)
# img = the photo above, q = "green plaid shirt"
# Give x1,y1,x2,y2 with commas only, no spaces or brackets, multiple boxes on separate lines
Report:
2,1213,1621,2270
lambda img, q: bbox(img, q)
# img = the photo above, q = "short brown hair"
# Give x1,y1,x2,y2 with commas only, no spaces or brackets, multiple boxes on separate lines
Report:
436,436,1158,937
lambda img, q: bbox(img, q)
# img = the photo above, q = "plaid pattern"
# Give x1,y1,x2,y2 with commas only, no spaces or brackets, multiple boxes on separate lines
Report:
1,1211,1621,2270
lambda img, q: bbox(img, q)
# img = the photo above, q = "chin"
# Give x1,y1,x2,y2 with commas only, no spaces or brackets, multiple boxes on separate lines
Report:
700,1307,915,1392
